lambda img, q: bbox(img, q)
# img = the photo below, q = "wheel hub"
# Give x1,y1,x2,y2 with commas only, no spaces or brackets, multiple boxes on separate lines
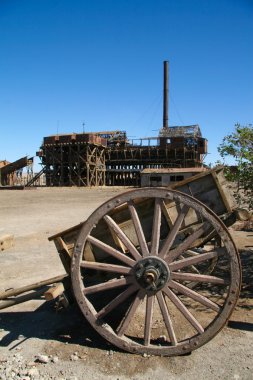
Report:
134,257,170,292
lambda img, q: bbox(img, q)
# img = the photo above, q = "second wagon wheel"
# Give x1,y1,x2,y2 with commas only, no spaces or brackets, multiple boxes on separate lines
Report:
71,188,241,356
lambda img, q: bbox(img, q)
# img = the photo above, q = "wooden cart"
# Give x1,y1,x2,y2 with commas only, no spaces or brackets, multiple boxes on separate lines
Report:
0,167,242,356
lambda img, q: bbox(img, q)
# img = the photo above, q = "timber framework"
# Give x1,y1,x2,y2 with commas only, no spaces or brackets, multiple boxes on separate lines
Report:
38,124,207,187
37,134,106,186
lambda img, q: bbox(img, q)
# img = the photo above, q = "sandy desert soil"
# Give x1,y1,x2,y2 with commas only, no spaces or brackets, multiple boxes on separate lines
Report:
0,187,252,380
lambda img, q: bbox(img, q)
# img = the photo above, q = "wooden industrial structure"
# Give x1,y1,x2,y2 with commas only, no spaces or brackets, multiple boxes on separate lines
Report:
37,62,208,187
0,156,33,187
37,133,107,186
105,125,207,186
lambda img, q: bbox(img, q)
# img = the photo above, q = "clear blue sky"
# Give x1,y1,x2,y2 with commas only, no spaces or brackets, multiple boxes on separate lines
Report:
0,0,252,170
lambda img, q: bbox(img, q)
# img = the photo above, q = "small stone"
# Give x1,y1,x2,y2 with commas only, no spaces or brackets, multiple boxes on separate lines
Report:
70,354,79,361
52,356,59,363
143,353,148,358
27,361,37,366
18,369,28,376
18,334,25,340
13,353,23,362
28,368,40,377
36,354,49,364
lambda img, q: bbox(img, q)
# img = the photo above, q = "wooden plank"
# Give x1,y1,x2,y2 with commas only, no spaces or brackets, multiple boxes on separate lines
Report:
54,237,72,274
44,283,65,301
0,234,14,252
48,222,84,241
54,237,71,258
169,166,223,189
211,170,233,213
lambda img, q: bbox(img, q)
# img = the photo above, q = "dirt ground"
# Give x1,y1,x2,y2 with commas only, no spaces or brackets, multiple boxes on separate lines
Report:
0,187,252,380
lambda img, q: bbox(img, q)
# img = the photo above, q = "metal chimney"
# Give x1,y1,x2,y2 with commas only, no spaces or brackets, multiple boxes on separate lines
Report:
163,61,169,130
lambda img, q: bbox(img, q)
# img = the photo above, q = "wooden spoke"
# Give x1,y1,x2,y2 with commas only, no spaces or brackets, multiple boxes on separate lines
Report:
103,215,142,261
169,250,218,271
96,284,138,319
171,272,226,285
166,222,211,263
150,199,162,256
128,201,149,257
169,280,220,312
80,260,132,275
177,254,201,274
144,295,155,346
87,235,136,267
117,289,146,337
163,287,204,334
156,292,177,345
159,205,189,259
83,277,130,295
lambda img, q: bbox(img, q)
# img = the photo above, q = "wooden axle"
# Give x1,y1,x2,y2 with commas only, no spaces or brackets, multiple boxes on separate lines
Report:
0,287,49,310
0,274,68,300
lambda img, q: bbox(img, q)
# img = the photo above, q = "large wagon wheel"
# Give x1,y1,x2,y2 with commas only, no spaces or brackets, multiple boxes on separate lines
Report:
71,189,241,356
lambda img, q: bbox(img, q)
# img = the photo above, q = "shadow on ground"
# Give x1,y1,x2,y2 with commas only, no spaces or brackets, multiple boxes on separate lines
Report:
0,302,115,352
227,320,253,332
1,248,252,353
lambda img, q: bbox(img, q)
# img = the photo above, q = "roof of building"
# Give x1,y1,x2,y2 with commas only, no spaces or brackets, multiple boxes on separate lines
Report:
159,124,202,138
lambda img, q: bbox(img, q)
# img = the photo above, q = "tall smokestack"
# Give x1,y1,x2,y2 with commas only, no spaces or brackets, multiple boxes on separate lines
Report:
163,60,169,130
